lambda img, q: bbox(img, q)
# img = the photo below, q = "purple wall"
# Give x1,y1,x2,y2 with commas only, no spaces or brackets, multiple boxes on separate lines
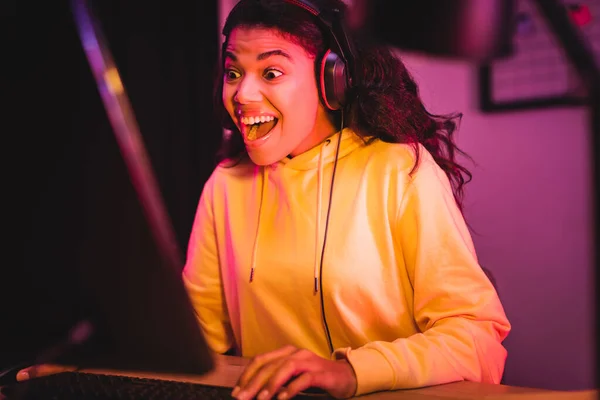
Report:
403,52,596,390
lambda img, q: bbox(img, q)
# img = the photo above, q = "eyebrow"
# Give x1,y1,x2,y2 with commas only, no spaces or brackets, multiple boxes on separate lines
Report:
224,49,292,62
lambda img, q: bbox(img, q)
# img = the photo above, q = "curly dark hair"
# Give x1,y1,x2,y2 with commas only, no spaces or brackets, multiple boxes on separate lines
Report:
214,0,473,210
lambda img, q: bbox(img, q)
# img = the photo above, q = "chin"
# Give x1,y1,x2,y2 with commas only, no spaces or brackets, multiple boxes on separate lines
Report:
247,150,284,166
244,130,292,165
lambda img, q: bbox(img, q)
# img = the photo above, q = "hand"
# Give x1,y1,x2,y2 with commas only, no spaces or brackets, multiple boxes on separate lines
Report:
232,346,357,400
15,364,77,381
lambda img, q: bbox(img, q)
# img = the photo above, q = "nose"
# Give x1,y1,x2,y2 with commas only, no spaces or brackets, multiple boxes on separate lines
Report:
234,75,262,104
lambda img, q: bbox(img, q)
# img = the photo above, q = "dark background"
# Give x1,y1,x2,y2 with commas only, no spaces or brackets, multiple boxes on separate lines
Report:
2,0,221,369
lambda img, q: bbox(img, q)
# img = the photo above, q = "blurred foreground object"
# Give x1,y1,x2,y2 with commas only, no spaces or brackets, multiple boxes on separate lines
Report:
347,0,514,62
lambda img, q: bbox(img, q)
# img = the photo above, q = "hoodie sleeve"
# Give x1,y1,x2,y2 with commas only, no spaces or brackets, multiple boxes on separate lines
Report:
182,171,235,354
333,155,511,396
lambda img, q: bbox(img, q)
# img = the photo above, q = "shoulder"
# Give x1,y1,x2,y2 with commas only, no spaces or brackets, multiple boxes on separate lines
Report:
362,139,438,179
200,157,258,198
207,157,256,183
359,139,453,205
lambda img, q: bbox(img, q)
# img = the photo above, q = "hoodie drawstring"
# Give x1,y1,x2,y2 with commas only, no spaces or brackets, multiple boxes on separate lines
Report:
248,145,327,290
248,130,342,293
249,165,268,282
313,140,328,293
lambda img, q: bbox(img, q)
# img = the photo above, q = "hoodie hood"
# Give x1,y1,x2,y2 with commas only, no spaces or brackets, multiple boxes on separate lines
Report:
276,128,365,171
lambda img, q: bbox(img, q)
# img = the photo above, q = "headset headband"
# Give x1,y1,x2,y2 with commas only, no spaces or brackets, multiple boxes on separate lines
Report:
284,0,356,86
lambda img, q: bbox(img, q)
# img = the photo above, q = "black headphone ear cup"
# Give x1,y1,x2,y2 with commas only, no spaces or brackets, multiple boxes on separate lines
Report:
318,50,347,111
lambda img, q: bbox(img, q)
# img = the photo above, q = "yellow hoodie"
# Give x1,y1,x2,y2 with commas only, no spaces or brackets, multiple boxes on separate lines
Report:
182,128,510,396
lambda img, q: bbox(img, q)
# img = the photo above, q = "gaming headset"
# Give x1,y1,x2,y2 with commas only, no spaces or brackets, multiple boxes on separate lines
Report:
224,0,356,111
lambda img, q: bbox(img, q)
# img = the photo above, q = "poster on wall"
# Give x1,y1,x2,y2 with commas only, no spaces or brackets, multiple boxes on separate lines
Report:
479,0,600,112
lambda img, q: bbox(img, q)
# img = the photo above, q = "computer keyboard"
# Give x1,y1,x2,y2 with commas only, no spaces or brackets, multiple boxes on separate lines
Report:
0,371,235,400
0,371,331,399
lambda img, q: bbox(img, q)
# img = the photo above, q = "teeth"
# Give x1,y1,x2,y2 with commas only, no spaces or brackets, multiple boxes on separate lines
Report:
241,115,276,125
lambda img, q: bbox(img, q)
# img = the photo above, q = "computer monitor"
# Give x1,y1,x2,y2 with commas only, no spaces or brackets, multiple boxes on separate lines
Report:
1,0,215,378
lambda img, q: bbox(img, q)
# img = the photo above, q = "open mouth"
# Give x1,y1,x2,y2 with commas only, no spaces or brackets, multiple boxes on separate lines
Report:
241,116,279,142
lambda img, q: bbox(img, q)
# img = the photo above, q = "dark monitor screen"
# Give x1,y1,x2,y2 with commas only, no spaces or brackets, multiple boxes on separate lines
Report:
2,0,214,377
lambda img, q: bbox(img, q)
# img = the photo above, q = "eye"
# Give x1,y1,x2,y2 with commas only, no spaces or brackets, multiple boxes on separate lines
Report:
264,68,283,80
225,69,241,81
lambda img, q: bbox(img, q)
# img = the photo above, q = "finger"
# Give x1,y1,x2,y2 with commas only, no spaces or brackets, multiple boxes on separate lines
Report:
261,354,317,399
246,350,319,400
17,364,77,381
277,372,317,400
236,355,292,400
235,345,297,389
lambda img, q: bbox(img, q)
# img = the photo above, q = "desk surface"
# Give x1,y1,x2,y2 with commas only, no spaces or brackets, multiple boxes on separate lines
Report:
81,355,597,400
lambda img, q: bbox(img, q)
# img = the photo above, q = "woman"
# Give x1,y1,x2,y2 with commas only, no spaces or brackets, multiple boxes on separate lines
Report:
182,0,511,399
